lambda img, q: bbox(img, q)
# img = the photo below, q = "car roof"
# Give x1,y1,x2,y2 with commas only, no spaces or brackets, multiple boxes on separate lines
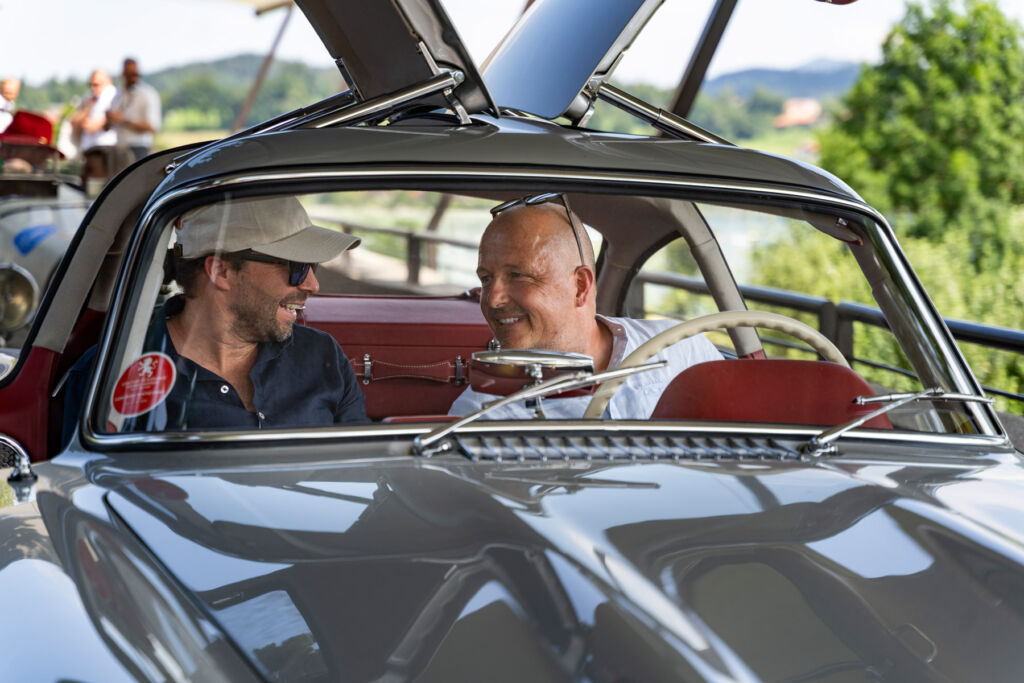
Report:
160,115,861,203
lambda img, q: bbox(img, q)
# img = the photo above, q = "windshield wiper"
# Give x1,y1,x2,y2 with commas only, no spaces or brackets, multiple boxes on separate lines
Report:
412,361,667,457
800,387,995,459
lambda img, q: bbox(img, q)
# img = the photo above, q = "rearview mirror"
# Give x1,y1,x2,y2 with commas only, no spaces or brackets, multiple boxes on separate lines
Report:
470,349,595,397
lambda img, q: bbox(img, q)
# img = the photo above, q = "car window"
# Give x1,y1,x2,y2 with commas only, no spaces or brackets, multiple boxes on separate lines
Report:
88,188,979,439
626,200,977,434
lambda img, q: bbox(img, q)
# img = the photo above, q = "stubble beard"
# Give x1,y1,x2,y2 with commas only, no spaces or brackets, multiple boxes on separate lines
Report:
229,290,294,344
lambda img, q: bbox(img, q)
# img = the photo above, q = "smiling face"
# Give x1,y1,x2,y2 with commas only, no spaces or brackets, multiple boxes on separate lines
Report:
228,259,319,343
477,204,593,351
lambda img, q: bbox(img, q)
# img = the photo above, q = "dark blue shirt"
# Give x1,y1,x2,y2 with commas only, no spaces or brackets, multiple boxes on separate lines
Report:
63,299,368,443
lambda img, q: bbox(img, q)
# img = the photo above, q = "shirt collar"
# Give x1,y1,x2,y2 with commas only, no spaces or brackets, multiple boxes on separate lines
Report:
596,314,628,368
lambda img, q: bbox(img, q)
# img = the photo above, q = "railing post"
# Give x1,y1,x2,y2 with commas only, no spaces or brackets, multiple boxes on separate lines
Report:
819,301,838,356
407,234,421,285
341,223,353,266
626,281,645,317
836,317,854,363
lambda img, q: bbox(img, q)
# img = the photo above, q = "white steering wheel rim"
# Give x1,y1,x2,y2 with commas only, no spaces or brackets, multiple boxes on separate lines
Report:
582,310,849,419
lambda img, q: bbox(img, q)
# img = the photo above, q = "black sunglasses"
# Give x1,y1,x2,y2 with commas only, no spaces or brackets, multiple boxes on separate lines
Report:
239,250,318,286
490,192,586,267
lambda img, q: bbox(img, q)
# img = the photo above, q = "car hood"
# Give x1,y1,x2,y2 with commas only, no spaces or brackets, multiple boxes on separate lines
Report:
103,450,1024,681
294,0,497,116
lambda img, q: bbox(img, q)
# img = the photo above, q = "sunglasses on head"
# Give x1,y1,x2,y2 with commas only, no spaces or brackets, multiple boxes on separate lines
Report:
239,250,318,286
490,192,586,267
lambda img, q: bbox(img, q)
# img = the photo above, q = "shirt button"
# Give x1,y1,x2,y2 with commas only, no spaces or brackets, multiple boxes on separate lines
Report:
220,385,229,394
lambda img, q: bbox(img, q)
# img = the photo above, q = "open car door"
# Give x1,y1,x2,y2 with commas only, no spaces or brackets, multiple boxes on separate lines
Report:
294,0,498,118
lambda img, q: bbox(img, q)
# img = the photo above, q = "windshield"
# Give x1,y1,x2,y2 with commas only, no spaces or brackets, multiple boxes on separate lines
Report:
87,186,986,440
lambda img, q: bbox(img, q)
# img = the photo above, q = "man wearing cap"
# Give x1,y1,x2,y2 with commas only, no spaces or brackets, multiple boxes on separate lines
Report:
62,196,367,442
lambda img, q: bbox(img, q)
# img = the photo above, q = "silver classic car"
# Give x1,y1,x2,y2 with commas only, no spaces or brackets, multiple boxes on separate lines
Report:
2,1,1023,681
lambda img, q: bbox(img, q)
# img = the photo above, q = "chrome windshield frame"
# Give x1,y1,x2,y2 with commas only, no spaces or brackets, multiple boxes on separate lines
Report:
78,164,1005,452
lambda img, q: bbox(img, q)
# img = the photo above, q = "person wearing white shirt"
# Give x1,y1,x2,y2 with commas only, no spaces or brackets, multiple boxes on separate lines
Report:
70,70,118,153
106,58,161,161
0,78,21,133
448,195,722,420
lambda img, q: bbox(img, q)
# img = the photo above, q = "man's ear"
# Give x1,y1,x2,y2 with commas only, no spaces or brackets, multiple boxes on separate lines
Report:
205,255,234,291
573,265,595,307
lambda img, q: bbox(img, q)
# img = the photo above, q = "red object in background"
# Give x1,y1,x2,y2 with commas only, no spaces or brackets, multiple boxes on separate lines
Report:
0,111,60,150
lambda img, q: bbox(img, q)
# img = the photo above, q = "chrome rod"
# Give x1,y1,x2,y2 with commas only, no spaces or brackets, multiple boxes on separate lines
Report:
592,82,732,145
413,361,667,455
305,71,465,129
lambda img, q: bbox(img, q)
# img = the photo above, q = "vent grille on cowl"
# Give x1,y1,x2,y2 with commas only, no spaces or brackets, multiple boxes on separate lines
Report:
453,434,800,463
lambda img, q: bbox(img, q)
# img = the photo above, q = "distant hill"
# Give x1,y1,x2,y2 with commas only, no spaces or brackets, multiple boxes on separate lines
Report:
148,54,340,96
703,61,862,100
20,55,861,136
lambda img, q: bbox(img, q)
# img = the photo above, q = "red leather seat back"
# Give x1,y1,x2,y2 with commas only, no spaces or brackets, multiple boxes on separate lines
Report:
651,359,892,429
302,295,492,420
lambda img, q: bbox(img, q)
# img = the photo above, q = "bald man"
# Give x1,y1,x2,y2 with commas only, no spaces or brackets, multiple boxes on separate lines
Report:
449,196,721,419
70,69,117,152
0,78,19,132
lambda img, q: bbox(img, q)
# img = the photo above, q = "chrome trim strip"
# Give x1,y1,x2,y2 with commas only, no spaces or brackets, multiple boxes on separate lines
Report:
90,419,1009,451
157,168,890,222
82,164,1002,448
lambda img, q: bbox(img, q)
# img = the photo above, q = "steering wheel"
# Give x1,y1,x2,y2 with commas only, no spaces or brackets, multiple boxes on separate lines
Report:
582,310,849,418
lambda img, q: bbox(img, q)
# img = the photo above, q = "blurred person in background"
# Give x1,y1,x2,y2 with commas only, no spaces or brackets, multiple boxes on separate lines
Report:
106,58,161,161
70,70,117,154
79,145,133,197
0,78,21,132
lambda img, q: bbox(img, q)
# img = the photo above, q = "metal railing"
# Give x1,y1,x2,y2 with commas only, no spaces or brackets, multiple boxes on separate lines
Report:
312,215,478,285
633,271,1024,405
310,216,1024,406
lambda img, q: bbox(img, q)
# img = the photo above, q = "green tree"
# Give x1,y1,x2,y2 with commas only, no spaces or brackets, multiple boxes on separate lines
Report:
753,0,1024,413
818,0,1024,249
163,73,240,129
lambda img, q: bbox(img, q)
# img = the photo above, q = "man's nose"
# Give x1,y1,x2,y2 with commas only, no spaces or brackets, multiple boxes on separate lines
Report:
299,267,320,294
482,279,508,309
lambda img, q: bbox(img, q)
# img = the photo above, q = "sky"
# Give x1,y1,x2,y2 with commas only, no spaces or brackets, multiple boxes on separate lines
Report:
2,0,1024,89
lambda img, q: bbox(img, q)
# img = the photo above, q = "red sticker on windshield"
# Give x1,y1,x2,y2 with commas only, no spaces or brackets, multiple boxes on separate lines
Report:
111,352,176,417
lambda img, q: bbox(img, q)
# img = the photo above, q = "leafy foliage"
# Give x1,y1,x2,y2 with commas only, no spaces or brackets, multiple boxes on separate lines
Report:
818,0,1024,244
759,0,1024,413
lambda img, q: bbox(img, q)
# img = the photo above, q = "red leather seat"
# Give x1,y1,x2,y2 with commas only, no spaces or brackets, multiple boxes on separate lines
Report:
302,295,492,419
651,359,892,428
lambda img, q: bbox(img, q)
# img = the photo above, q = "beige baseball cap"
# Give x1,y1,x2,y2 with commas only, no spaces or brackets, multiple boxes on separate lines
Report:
175,196,360,262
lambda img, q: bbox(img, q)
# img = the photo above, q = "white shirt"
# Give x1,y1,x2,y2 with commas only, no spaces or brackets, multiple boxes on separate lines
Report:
449,315,722,420
0,96,13,133
109,80,161,148
79,84,118,150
